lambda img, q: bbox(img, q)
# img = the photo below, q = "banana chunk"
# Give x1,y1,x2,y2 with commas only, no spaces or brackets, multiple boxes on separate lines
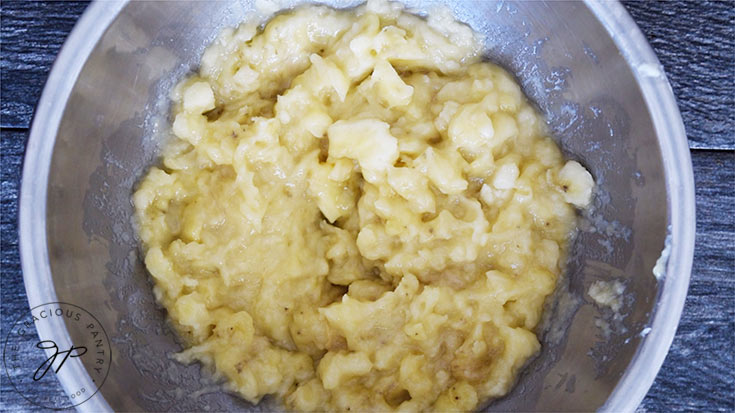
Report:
558,160,594,207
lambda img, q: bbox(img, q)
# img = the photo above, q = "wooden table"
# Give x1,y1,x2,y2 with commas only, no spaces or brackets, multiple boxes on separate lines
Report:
1,1,732,411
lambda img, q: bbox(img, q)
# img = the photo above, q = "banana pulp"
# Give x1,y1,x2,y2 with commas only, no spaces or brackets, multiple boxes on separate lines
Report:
133,1,595,411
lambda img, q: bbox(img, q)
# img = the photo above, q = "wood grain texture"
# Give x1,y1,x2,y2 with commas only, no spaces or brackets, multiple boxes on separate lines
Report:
623,0,735,150
0,1,733,412
0,130,70,411
0,129,36,410
0,1,90,129
638,150,735,413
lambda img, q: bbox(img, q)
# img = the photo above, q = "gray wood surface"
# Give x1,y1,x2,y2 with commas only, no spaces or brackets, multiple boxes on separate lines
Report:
0,1,89,129
623,1,734,150
1,1,733,411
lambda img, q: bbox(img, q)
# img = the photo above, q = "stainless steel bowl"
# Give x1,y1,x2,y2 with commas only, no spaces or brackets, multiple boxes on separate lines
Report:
20,1,694,411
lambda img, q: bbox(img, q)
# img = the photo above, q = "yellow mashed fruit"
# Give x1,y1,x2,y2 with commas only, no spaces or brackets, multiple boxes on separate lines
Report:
133,1,594,411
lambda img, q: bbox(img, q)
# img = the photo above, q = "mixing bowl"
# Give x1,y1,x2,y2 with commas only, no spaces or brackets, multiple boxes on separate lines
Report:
18,0,694,411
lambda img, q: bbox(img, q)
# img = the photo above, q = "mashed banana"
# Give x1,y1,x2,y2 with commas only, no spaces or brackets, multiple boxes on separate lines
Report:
133,1,594,411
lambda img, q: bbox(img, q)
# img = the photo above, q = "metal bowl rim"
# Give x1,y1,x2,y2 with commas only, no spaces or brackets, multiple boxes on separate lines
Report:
18,1,695,411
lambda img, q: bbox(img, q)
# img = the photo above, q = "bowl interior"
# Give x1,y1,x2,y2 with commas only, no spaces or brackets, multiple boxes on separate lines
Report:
40,1,668,411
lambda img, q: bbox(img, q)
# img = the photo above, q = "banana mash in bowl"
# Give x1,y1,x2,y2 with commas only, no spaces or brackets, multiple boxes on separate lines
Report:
133,1,594,411
22,0,695,410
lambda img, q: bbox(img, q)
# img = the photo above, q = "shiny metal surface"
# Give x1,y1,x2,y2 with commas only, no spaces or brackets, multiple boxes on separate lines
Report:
19,1,694,411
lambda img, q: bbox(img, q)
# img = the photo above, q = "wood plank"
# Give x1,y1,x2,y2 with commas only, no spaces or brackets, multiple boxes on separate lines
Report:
623,1,735,150
0,129,43,410
1,130,27,326
0,1,90,129
639,149,735,412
